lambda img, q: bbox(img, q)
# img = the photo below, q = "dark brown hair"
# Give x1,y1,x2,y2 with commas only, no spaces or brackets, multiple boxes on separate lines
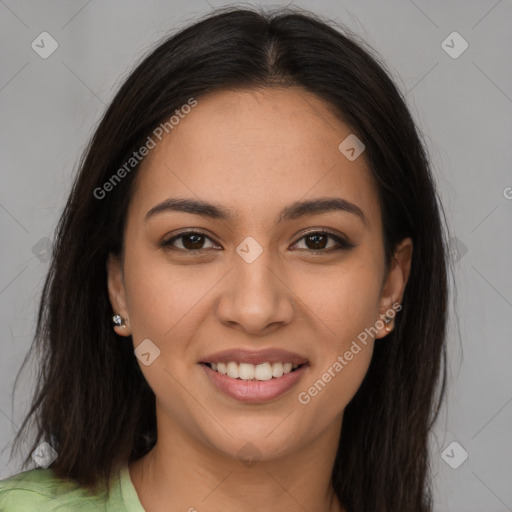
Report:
8,6,449,511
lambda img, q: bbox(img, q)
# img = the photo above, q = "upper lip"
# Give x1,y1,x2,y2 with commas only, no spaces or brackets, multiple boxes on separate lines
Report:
199,348,309,366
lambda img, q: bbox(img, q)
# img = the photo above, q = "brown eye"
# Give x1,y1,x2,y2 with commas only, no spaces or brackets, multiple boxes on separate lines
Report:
304,233,330,250
161,229,354,254
181,233,206,250
161,231,218,252
292,231,355,252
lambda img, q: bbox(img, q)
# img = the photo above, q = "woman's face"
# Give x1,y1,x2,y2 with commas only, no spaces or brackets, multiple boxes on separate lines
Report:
108,86,412,461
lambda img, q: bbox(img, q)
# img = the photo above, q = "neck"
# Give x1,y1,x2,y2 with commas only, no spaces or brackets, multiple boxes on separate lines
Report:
129,410,345,512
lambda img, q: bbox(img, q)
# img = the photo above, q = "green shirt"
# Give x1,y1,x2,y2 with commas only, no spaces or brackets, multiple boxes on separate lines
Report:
0,464,145,511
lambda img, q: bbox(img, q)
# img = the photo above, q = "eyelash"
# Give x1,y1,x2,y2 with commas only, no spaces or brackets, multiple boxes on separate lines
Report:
160,229,355,254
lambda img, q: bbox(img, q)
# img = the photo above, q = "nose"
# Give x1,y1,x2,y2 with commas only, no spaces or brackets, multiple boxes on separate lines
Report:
215,246,295,336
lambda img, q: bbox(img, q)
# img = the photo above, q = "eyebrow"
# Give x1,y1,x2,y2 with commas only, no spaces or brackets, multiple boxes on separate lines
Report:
145,196,368,227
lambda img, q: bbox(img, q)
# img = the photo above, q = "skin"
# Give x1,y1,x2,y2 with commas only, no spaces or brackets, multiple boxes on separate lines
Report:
107,86,413,512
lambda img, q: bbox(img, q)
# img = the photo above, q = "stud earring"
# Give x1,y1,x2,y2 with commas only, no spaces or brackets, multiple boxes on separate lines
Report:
112,314,126,327
384,316,393,333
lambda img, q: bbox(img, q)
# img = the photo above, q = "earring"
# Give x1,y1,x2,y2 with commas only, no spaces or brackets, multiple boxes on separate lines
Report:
384,316,393,332
112,314,125,327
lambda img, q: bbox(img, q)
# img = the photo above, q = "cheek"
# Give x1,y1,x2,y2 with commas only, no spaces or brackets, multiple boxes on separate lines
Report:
121,255,211,419
291,260,381,423
122,247,213,342
297,344,374,433
292,259,383,349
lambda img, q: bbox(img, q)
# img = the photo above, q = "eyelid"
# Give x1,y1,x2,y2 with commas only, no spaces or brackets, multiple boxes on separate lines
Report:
296,227,350,242
161,228,219,250
160,228,355,252
291,228,355,251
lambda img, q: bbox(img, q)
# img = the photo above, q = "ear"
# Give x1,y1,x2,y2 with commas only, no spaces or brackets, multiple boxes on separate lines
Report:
375,237,413,339
107,252,131,336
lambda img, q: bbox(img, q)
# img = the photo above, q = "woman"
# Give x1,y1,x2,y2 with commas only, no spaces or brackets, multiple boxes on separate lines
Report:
0,6,449,511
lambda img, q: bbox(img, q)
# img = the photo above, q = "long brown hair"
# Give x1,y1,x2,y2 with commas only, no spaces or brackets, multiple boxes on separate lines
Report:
8,6,449,511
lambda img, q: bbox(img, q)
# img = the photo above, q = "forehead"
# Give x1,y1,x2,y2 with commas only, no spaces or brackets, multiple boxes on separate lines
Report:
130,87,381,231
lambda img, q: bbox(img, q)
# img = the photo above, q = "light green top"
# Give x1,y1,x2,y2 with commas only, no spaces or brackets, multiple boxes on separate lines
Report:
0,464,145,511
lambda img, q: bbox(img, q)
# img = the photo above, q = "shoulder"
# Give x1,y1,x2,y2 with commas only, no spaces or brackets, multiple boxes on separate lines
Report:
0,467,109,511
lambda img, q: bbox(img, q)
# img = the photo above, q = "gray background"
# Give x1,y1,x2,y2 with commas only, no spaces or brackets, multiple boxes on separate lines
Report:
1,1,511,511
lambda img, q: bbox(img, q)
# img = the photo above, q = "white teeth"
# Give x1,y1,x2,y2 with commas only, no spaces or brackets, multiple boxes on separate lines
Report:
272,362,284,378
226,361,239,379
208,361,302,380
254,362,273,381
238,363,255,380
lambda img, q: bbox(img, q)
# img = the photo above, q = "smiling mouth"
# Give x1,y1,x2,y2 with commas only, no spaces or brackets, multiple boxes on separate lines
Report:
202,361,307,381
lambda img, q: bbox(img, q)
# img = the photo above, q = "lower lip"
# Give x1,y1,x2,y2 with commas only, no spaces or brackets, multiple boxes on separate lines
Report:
200,363,309,403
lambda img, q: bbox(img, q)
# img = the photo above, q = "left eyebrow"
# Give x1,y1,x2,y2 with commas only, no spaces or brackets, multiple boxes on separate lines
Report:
277,197,368,227
145,196,368,227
